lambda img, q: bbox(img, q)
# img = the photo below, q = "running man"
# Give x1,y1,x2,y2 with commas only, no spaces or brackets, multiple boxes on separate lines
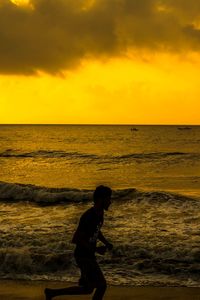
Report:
45,185,113,300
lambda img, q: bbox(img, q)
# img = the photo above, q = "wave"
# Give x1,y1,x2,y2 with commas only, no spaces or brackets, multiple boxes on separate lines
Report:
105,244,200,275
0,181,94,205
0,247,73,275
0,181,197,206
0,149,99,160
1,149,200,163
115,152,200,161
0,243,200,281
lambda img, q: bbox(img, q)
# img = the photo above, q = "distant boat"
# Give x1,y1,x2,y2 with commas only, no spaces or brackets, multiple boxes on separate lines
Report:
178,127,192,130
130,128,138,131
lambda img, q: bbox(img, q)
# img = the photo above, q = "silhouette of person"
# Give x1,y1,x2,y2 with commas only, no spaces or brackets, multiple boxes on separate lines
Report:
45,185,113,300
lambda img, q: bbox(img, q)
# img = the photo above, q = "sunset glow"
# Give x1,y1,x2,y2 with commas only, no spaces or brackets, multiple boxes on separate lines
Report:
1,0,200,124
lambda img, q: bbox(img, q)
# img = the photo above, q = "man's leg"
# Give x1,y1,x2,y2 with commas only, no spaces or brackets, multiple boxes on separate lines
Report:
44,257,95,300
73,257,107,300
45,285,94,299
78,258,107,300
44,257,106,300
91,261,107,300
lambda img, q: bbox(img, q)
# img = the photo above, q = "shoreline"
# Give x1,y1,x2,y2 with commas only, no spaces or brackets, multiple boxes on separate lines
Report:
0,280,200,300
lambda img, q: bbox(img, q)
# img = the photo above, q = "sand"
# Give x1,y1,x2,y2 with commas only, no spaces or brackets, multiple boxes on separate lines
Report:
0,280,200,300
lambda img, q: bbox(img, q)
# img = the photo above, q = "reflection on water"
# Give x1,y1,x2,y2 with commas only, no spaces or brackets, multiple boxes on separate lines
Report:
0,125,200,193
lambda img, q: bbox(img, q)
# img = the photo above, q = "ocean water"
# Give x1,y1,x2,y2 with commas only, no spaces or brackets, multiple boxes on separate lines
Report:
0,125,200,286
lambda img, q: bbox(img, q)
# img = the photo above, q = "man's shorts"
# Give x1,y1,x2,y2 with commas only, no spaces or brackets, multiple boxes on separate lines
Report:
75,256,106,288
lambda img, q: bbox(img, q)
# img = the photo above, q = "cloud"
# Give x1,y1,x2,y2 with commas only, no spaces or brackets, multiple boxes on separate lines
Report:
1,0,200,75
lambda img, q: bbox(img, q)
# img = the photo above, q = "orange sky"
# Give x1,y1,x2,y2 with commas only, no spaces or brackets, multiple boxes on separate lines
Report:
1,0,200,124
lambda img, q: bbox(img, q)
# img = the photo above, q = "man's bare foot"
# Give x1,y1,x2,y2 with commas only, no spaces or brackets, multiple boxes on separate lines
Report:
44,288,52,300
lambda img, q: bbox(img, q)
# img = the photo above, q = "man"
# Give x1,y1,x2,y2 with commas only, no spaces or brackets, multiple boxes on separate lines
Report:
45,185,113,300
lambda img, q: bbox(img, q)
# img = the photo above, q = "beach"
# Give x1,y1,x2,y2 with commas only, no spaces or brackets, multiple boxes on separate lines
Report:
1,125,200,287
0,280,200,300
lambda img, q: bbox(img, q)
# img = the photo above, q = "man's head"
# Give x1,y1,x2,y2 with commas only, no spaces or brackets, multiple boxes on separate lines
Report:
93,185,112,211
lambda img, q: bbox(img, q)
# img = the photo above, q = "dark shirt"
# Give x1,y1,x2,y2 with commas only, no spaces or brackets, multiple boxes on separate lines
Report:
72,207,103,258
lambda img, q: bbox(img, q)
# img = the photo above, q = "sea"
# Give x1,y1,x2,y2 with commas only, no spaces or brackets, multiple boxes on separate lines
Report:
0,125,200,287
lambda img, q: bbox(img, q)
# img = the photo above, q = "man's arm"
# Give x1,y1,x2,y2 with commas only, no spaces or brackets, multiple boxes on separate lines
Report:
98,230,113,250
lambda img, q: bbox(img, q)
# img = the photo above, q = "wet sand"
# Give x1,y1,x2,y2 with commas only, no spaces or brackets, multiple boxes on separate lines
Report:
0,280,200,300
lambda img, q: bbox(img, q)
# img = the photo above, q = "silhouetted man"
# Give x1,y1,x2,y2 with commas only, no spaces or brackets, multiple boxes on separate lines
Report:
45,185,113,300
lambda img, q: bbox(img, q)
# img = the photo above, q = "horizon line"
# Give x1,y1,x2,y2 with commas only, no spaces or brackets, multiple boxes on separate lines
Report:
0,123,199,126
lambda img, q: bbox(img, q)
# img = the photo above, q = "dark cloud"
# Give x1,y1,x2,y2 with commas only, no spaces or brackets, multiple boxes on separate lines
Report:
0,0,200,75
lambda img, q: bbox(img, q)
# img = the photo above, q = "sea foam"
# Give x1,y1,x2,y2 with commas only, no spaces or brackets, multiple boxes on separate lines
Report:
0,181,197,206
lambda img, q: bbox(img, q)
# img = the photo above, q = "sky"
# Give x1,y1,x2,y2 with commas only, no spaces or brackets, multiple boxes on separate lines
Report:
1,0,200,124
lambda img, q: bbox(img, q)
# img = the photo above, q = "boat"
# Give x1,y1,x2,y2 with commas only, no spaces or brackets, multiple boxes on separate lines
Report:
178,127,192,130
130,128,138,131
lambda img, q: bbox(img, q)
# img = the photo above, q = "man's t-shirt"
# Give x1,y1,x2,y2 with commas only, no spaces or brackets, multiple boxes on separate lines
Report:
72,207,103,258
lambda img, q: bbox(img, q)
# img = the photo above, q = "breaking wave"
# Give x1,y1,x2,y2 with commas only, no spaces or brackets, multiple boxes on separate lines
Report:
0,243,200,284
0,247,74,276
0,181,197,206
